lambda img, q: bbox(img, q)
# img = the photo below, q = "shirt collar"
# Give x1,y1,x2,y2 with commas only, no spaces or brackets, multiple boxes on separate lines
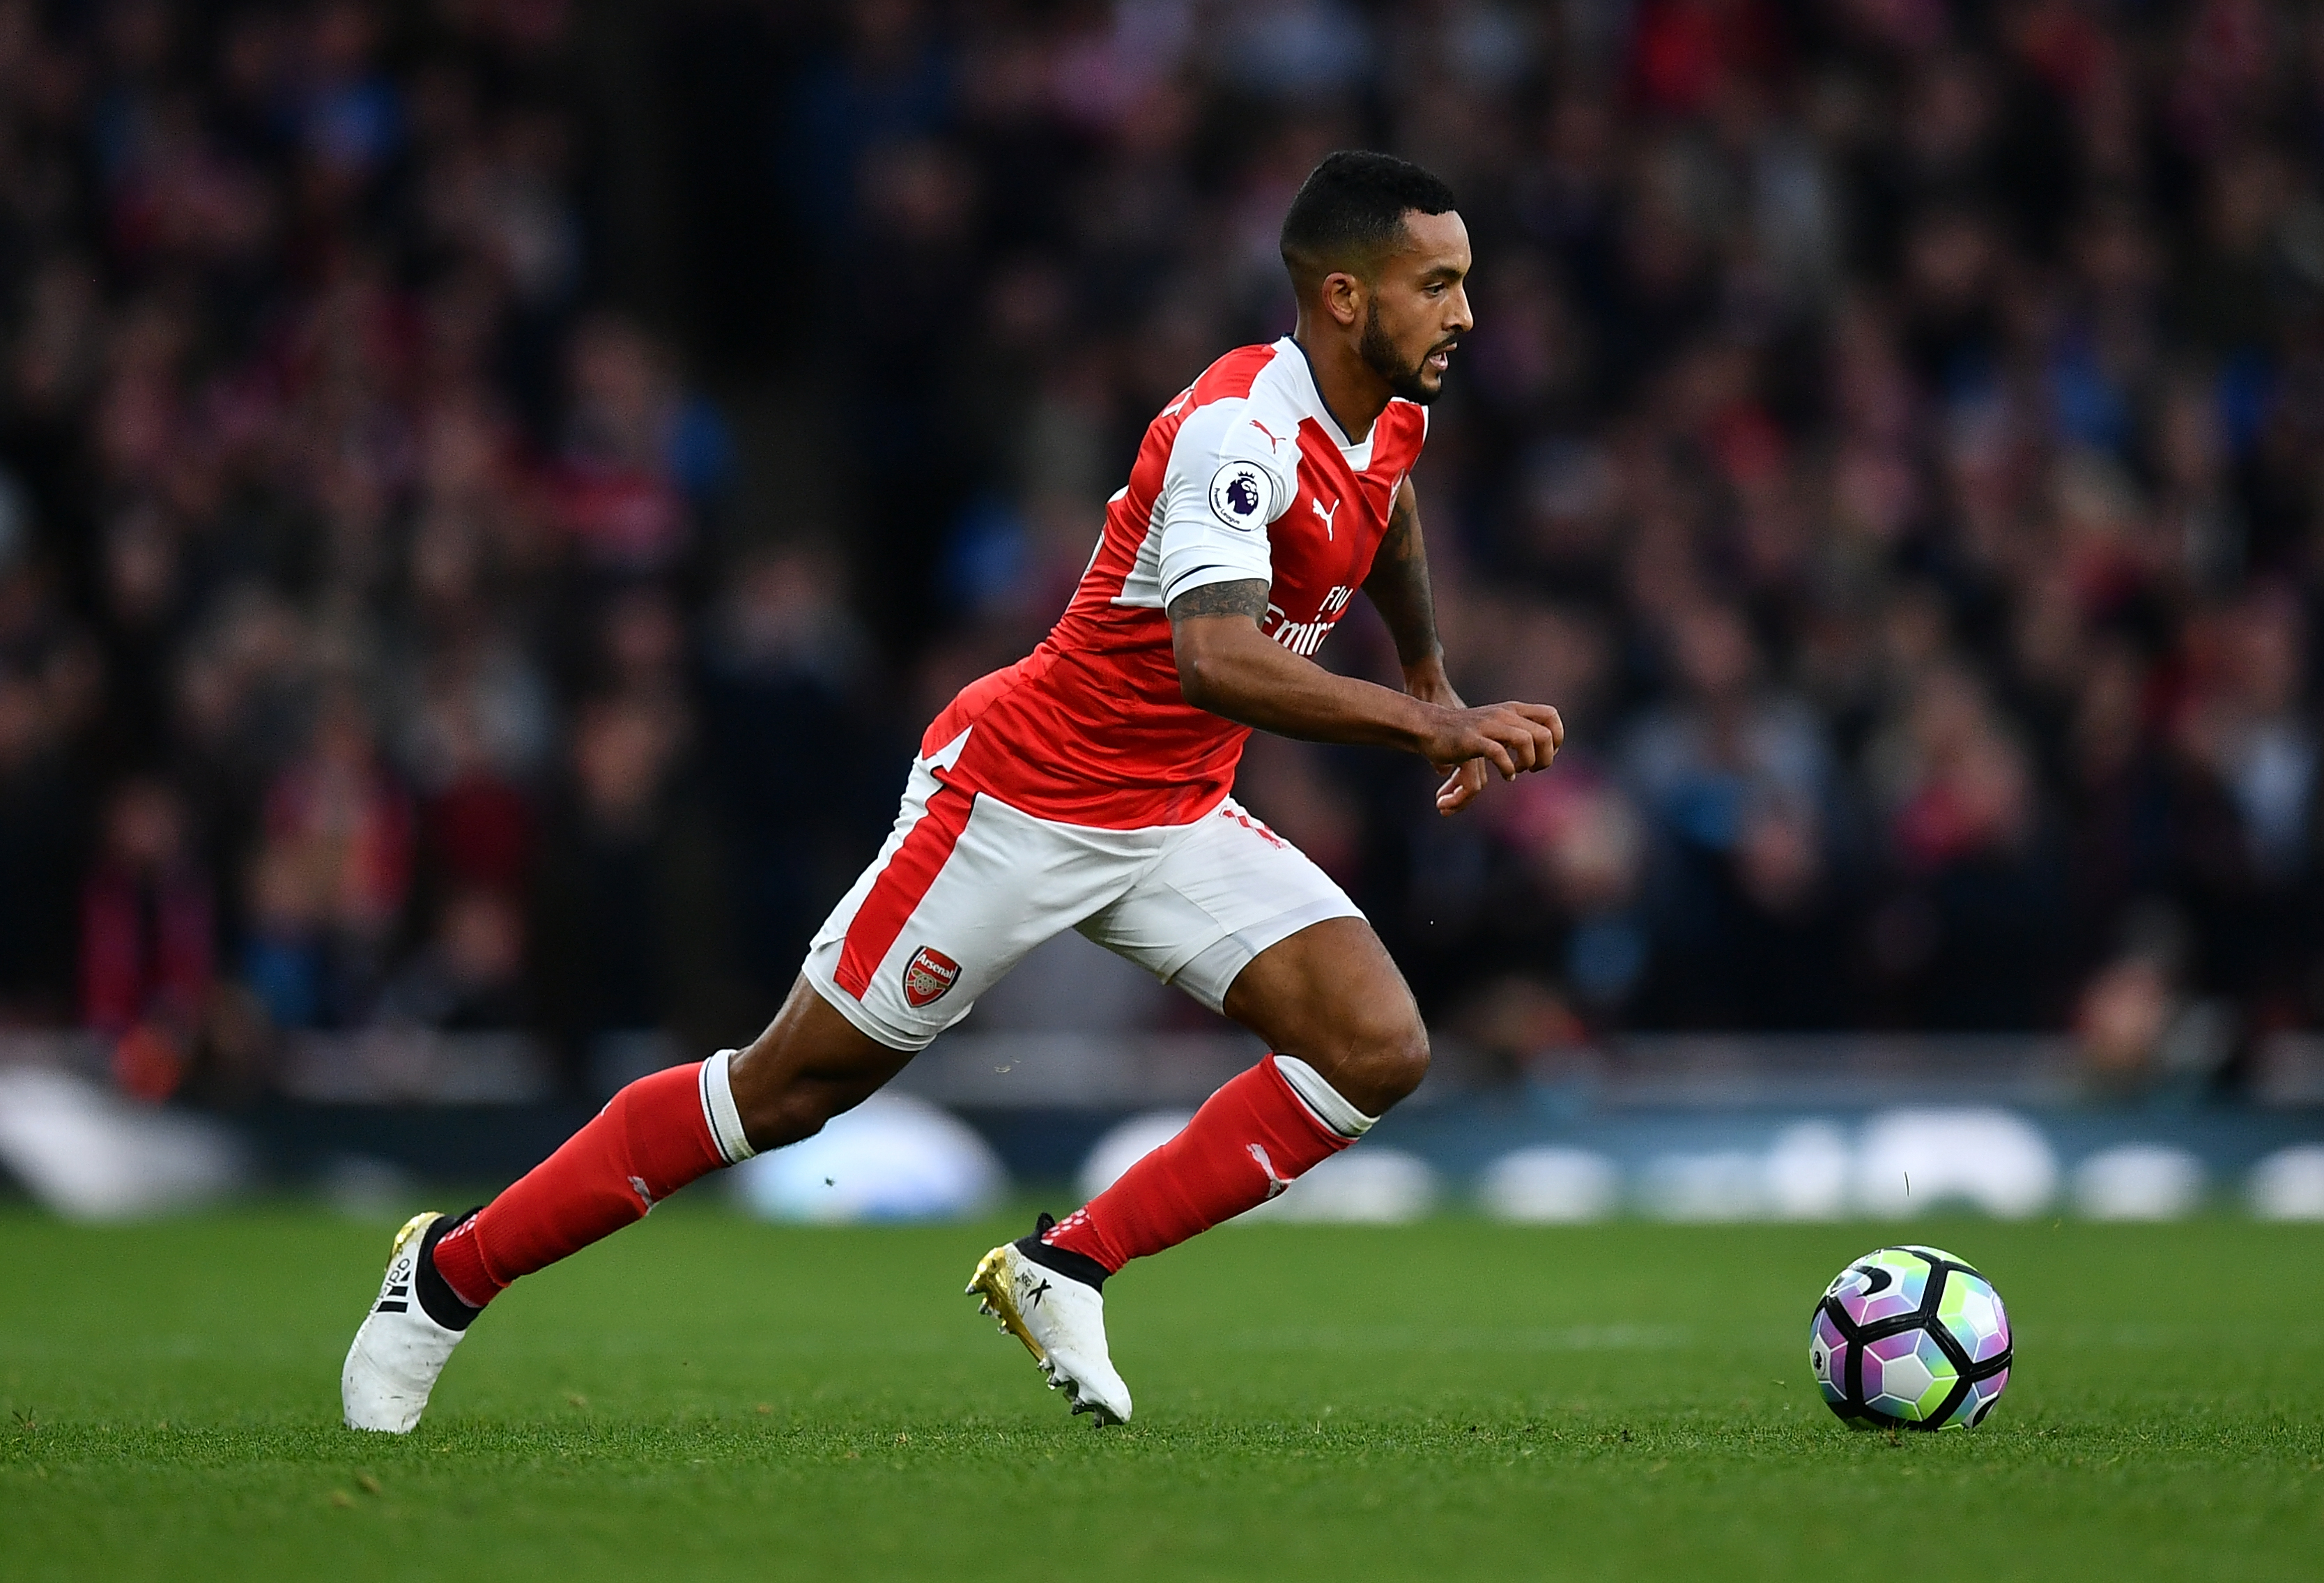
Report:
1279,336,1368,449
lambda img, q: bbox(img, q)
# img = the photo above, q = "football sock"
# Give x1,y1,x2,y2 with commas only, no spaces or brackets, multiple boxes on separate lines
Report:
1041,1055,1371,1274
429,1052,755,1310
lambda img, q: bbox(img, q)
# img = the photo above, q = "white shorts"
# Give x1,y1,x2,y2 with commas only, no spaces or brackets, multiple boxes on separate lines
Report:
803,758,1362,1050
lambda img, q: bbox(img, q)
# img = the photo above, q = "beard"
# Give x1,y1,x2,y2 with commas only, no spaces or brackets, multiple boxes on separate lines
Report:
1358,307,1449,404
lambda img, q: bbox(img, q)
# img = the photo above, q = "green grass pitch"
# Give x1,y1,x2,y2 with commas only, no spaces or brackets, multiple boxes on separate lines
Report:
4,1205,2321,1581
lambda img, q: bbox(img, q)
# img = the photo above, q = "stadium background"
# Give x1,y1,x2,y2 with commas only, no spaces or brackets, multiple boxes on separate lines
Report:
3,0,2324,1216
9,13,2324,1579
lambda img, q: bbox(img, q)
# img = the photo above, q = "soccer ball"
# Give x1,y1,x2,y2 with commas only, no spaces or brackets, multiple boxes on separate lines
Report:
1809,1244,2012,1430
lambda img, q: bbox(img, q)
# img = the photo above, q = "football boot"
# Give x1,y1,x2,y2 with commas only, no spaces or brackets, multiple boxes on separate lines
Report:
965,1216,1132,1425
341,1211,470,1432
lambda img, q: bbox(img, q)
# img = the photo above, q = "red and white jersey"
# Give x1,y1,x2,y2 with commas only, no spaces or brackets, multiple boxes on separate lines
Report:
923,337,1431,829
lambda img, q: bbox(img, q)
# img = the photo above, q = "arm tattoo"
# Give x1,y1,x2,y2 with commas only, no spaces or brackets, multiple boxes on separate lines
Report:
1364,487,1442,666
1167,579,1270,623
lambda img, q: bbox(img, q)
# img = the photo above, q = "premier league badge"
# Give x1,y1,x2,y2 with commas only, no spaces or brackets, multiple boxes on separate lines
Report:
1207,460,1275,530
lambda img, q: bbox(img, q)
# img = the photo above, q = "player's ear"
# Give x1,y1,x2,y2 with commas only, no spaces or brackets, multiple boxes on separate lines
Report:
1320,268,1364,330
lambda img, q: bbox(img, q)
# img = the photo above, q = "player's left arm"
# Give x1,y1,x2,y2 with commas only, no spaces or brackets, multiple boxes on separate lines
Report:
1363,477,1492,815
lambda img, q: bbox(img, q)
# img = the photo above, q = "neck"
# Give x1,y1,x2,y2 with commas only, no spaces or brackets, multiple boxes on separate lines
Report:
1291,319,1392,445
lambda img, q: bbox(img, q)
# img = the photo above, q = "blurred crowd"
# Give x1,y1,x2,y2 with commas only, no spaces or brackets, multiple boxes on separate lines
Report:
5,0,2324,1103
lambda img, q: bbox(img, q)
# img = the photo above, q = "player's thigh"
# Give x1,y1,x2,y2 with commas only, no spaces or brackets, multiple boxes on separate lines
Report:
801,765,1149,1052
1219,915,1429,1112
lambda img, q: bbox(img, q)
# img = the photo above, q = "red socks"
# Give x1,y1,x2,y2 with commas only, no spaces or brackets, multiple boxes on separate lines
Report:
431,1061,739,1309
425,1052,1363,1310
1042,1055,1355,1274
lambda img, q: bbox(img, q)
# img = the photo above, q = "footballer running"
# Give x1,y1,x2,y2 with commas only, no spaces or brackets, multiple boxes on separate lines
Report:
344,151,1564,1430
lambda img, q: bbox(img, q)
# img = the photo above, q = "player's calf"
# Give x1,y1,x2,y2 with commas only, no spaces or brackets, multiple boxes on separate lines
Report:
424,1054,753,1313
1040,1052,1374,1276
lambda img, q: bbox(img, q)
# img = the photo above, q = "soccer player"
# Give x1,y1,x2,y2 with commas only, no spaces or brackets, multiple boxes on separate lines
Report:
343,151,1562,1430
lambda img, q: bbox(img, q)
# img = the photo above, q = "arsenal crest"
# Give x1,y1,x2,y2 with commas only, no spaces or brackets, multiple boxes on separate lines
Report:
902,945,961,1008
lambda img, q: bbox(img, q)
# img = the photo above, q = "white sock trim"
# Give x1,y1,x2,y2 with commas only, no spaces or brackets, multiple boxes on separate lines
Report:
699,1050,756,1163
1271,1055,1375,1139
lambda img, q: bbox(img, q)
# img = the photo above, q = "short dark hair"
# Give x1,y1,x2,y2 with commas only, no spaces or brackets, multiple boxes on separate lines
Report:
1279,151,1458,291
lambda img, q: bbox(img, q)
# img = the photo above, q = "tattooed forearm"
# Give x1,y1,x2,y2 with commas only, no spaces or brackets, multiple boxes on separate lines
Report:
1364,481,1442,666
1167,579,1270,623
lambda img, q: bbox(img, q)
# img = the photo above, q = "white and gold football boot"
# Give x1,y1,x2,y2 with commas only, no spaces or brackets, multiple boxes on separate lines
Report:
341,1211,471,1433
965,1215,1132,1425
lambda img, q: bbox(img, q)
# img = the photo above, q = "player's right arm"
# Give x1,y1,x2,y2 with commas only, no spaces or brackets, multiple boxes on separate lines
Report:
1167,579,1563,795
1152,395,1558,806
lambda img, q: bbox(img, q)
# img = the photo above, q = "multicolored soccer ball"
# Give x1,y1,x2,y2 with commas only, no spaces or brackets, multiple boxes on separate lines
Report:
1810,1245,2011,1430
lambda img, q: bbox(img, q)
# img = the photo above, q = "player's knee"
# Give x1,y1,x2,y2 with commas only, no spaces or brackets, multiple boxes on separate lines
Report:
1370,1015,1432,1108
1328,1005,1430,1114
